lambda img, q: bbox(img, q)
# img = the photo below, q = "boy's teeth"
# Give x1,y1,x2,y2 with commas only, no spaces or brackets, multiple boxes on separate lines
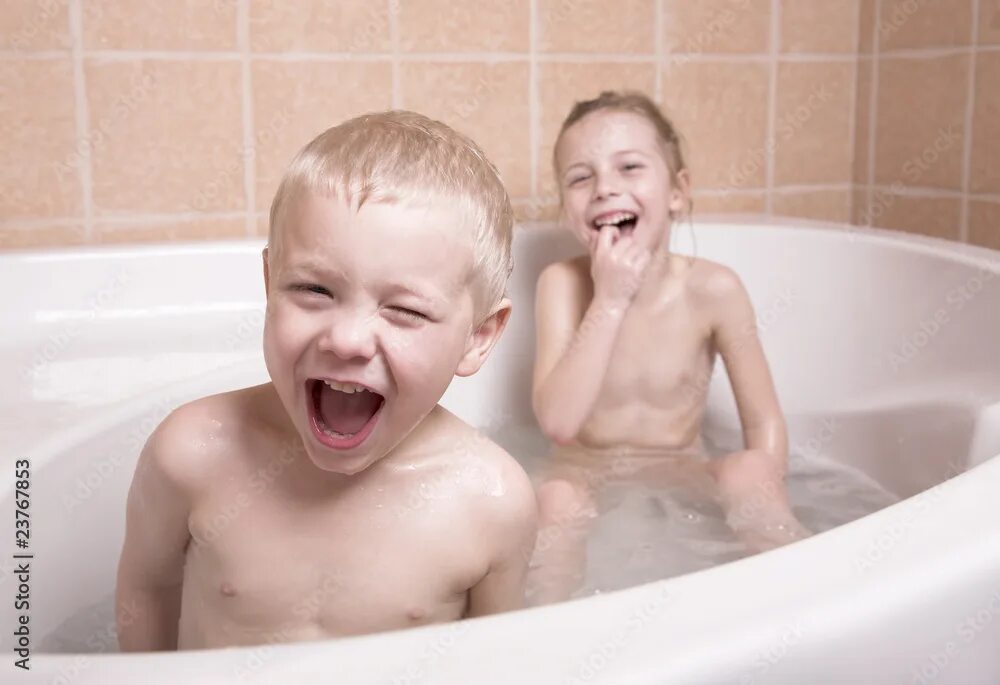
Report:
323,380,367,394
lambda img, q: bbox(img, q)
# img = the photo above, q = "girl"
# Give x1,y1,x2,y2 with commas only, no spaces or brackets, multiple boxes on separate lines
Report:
528,91,809,604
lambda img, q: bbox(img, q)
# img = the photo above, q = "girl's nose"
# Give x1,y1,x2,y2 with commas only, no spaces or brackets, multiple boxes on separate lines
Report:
593,173,620,200
317,308,377,361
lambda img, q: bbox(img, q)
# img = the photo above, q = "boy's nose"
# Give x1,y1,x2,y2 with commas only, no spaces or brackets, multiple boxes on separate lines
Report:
317,310,377,361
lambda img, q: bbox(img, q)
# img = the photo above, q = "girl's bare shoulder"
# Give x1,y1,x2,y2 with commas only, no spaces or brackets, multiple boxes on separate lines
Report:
682,256,747,303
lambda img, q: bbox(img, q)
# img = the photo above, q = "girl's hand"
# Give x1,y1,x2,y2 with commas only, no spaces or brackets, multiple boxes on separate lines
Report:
590,226,650,308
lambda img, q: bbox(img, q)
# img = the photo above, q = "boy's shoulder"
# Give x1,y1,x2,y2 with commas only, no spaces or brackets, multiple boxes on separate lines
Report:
396,407,536,518
143,384,285,491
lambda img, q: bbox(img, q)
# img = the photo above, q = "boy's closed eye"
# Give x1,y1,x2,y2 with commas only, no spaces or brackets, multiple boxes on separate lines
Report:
293,283,333,297
387,306,431,323
566,173,591,187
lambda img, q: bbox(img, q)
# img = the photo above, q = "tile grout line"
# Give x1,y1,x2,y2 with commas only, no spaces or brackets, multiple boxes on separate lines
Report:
765,0,780,215
14,190,1000,232
868,185,974,199
389,0,400,108
847,0,864,224
866,0,882,226
68,0,93,241
7,46,997,63
959,0,981,243
654,0,663,103
529,0,539,200
238,0,256,238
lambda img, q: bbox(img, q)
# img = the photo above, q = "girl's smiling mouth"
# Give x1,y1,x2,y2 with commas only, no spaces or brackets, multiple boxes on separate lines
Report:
591,210,638,237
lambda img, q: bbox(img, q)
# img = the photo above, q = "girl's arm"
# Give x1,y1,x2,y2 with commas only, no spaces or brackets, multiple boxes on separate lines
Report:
532,228,650,444
709,266,788,472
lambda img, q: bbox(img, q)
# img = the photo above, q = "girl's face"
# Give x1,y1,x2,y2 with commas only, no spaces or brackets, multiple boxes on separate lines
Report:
555,110,688,252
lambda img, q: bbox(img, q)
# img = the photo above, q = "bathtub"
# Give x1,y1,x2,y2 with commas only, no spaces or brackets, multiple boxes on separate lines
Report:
2,219,999,684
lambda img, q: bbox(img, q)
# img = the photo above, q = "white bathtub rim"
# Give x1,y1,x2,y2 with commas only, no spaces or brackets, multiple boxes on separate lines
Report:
2,217,998,274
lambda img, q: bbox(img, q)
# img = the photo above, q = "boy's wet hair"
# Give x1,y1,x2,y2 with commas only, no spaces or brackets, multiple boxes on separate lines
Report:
269,111,513,316
553,90,689,188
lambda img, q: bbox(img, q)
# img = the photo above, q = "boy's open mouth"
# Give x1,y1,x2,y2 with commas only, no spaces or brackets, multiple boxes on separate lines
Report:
592,210,638,237
308,378,385,450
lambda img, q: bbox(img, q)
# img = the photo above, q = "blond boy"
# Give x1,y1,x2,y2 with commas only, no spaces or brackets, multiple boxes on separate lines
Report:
116,112,537,650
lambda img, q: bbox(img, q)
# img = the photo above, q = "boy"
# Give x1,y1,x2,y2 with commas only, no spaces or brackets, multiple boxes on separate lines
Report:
116,111,537,650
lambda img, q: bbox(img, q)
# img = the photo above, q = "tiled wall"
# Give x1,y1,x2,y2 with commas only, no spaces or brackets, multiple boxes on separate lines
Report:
0,0,996,250
853,0,1000,249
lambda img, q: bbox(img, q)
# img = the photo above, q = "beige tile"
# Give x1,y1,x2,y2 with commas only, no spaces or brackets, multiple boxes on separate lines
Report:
0,0,71,51
514,198,559,223
663,0,771,54
86,60,244,214
692,191,767,214
781,0,859,53
875,55,968,190
538,62,656,194
773,61,855,185
256,212,270,238
95,217,246,244
538,0,655,53
400,0,529,52
878,0,974,50
851,187,871,224
981,0,1000,44
858,0,876,52
854,58,873,185
662,61,770,190
971,52,1000,194
870,192,961,240
250,0,390,53
772,189,851,223
0,225,86,250
84,0,237,51
0,59,80,220
253,61,392,212
400,62,530,197
968,200,1000,250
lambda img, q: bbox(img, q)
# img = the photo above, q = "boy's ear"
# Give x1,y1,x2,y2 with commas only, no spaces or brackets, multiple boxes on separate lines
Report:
456,298,513,377
262,247,270,300
669,169,692,214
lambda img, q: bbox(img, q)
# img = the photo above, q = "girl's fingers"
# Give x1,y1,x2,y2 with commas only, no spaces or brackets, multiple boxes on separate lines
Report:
596,225,617,253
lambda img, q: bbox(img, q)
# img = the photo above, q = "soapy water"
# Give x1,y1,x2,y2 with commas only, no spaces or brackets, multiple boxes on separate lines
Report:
41,424,899,653
490,422,900,598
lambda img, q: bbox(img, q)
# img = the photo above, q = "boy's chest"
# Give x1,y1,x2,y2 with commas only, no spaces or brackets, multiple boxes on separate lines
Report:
184,483,480,637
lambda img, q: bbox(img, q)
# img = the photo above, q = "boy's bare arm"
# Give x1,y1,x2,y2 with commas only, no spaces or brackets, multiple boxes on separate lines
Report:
532,229,648,444
116,416,198,651
710,267,788,469
465,467,537,617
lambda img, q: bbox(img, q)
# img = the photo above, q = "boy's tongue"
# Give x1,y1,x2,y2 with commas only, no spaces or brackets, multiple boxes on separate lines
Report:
318,384,380,435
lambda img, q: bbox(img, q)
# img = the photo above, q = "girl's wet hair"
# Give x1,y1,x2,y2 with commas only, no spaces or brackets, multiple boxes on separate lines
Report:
554,90,689,184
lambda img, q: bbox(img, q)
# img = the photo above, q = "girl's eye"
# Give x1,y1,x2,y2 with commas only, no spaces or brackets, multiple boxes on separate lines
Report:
567,175,590,186
622,163,642,172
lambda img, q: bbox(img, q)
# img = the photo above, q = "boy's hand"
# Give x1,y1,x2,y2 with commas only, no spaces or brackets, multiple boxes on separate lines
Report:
590,225,650,308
